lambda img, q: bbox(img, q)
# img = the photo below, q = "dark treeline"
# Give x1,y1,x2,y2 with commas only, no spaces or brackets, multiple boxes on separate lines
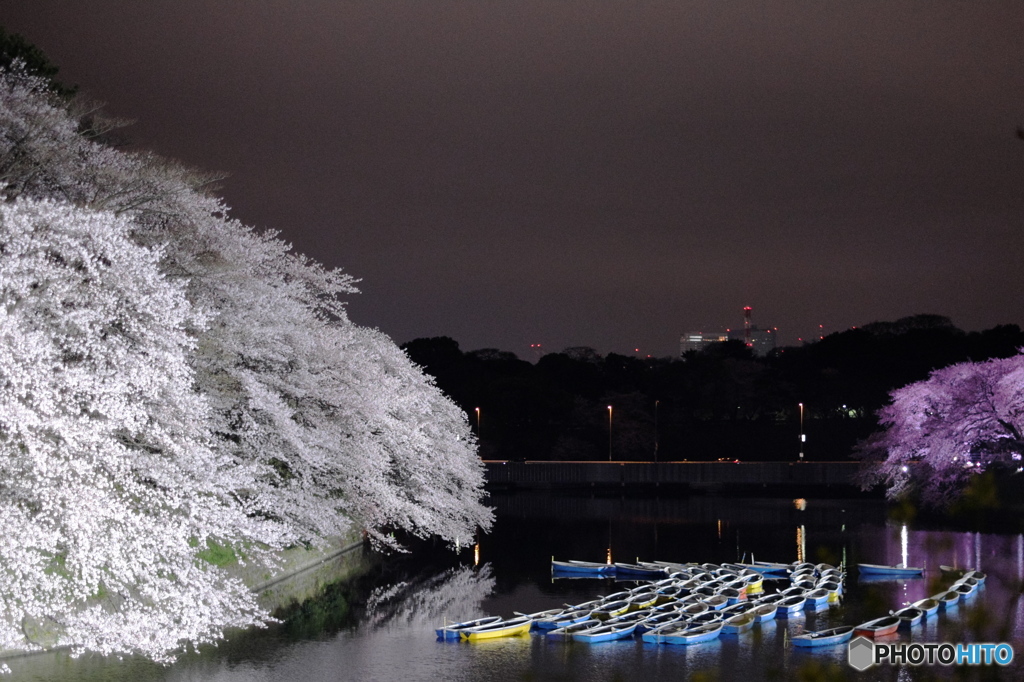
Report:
401,315,1024,462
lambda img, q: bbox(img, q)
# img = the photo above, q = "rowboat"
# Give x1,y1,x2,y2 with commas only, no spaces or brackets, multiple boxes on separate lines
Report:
614,562,668,578
742,574,764,593
641,620,687,644
911,598,940,617
681,601,710,616
515,608,565,622
776,595,807,616
572,621,637,643
931,591,960,609
534,608,595,630
721,612,756,634
717,587,745,605
688,611,724,625
817,581,843,602
802,588,831,608
626,591,660,611
891,606,924,627
701,594,729,611
964,570,987,584
750,603,778,623
552,559,615,575
460,616,532,641
661,621,724,645
952,582,977,600
857,563,924,577
720,601,755,616
791,625,855,648
750,561,793,574
635,612,684,635
853,616,900,638
546,619,601,641
436,615,501,640
591,600,631,620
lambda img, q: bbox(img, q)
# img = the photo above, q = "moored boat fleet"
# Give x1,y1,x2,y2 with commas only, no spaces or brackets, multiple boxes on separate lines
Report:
437,559,987,647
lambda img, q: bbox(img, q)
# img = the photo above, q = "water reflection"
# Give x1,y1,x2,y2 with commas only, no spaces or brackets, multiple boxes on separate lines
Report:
4,493,1024,681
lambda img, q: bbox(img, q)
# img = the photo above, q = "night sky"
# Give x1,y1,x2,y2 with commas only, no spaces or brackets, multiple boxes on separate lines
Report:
4,2,1023,358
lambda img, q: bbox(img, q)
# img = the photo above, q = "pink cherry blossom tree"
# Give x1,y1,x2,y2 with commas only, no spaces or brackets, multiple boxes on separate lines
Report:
857,353,1024,507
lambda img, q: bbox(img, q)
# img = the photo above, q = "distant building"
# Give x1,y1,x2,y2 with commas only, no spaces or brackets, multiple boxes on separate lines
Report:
728,327,776,357
679,331,730,355
680,307,778,358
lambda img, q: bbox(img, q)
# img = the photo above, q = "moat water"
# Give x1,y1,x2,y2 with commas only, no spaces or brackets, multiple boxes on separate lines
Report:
6,493,1024,681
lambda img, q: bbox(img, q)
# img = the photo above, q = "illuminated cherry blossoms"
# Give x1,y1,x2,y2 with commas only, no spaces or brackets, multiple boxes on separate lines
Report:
0,64,491,661
858,353,1024,507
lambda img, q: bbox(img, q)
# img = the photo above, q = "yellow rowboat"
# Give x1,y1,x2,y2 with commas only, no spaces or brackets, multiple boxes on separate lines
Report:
460,616,532,641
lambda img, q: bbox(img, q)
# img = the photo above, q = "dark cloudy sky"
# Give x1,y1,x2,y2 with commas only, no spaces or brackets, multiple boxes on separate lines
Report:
4,1,1023,357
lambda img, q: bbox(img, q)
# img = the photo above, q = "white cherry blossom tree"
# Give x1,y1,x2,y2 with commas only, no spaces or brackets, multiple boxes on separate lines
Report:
0,198,286,660
0,62,491,660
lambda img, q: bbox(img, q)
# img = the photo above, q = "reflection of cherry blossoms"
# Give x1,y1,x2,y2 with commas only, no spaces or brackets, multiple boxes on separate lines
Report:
857,353,1024,507
364,565,495,630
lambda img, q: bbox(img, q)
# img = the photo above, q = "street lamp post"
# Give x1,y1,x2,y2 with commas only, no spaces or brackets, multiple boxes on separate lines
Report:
475,407,481,438
607,405,613,461
654,400,659,463
798,402,805,461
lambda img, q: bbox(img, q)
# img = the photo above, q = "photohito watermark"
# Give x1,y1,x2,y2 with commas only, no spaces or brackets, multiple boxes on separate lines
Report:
848,636,1014,671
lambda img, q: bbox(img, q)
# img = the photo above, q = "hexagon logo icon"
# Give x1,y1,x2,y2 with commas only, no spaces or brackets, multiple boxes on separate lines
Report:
848,636,875,671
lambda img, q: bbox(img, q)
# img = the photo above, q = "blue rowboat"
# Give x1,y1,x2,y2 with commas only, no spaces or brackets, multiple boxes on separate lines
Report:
932,591,960,609
857,563,924,577
720,602,755,616
546,619,601,641
687,611,724,625
614,562,668,578
853,616,900,638
626,591,660,611
776,595,807,616
572,621,637,643
591,600,631,620
460,616,532,641
802,588,831,608
755,593,784,606
750,603,778,622
965,570,987,584
514,608,565,622
891,606,924,628
635,612,684,635
816,580,843,601
701,595,729,611
642,620,687,644
953,582,977,601
750,561,792,574
721,612,756,635
436,615,501,640
716,587,745,605
911,598,940,617
534,607,595,630
681,601,710,616
552,559,615,575
791,625,855,648
661,621,724,645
